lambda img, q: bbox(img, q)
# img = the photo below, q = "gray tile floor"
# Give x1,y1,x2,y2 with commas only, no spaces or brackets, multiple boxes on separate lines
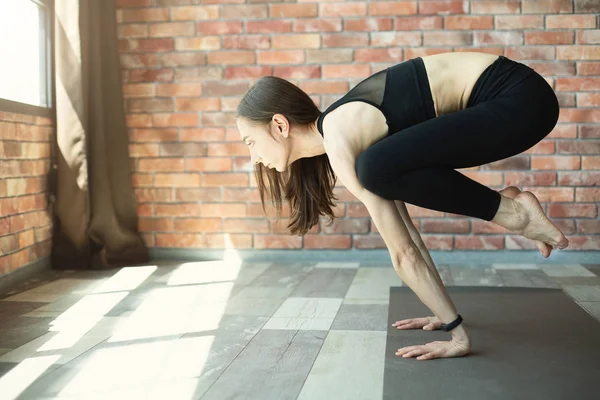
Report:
0,261,599,400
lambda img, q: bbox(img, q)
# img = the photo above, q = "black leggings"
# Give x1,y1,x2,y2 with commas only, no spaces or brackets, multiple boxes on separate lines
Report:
355,56,560,221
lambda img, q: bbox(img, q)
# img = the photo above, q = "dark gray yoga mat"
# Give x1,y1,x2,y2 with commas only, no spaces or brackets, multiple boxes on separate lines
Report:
384,286,600,400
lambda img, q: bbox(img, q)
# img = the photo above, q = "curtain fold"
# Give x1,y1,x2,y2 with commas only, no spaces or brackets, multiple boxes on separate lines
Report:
51,0,149,269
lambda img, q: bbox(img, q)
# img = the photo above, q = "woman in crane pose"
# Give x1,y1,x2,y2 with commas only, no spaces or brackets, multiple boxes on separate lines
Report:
235,51,569,361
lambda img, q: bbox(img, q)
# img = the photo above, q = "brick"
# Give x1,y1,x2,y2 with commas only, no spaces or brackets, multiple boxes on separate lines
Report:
118,23,148,38
299,81,348,95
546,15,596,29
116,0,152,7
304,235,351,249
127,114,153,128
160,143,207,157
129,68,174,82
176,188,220,202
578,93,600,107
127,98,173,113
132,129,177,142
202,173,249,187
185,158,232,172
322,64,371,79
505,46,555,60
246,20,292,34
207,51,255,65
547,203,597,218
149,22,195,37
575,0,600,12
119,8,169,22
120,54,159,68
369,1,417,16
581,156,600,170
174,67,223,82
419,1,467,15
577,62,600,75
156,233,205,247
547,124,577,139
556,77,600,91
495,15,544,30
207,143,247,157
154,204,199,217
224,66,273,79
273,66,321,80
463,171,503,186
320,3,367,17
223,35,270,50
355,48,403,63
344,18,392,32
371,31,422,46
272,34,320,49
577,30,600,44
171,6,220,21
474,32,522,45
556,92,575,107
202,112,236,127
222,5,267,19
557,46,600,60
558,171,600,186
270,4,318,18
405,48,455,59
139,218,173,232
124,83,155,98
446,16,494,30
154,173,201,187
395,16,442,30
419,235,453,250
421,219,470,233
196,21,243,35
222,188,260,202
580,126,600,138
206,234,252,249
557,140,600,154
175,37,220,51
130,143,159,157
224,219,269,233
175,98,220,111
159,52,206,67
525,32,574,45
203,81,249,97
527,62,575,76
424,31,472,46
258,50,304,64
576,188,600,202
531,156,581,170
505,172,557,186
129,38,174,52
156,83,202,97
152,113,199,127
201,203,246,218
455,236,504,250
323,33,369,48
523,187,575,202
577,221,600,234
522,0,573,13
294,18,341,33
559,109,600,123
138,158,184,172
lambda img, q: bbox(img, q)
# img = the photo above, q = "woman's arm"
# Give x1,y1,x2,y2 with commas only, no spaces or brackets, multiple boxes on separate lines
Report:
326,145,469,343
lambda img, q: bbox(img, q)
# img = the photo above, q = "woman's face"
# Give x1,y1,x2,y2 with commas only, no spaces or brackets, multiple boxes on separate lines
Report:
236,116,289,172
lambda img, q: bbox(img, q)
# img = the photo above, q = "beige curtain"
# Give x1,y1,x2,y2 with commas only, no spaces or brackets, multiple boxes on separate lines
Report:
51,0,148,269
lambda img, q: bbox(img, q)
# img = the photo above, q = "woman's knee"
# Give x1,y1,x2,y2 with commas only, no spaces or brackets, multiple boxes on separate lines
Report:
355,150,390,196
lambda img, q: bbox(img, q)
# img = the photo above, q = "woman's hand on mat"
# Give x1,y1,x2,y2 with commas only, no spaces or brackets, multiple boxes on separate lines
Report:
395,339,470,361
392,316,441,331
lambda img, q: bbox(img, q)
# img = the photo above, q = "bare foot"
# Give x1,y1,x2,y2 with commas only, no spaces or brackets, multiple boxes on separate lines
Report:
499,187,553,258
496,187,569,256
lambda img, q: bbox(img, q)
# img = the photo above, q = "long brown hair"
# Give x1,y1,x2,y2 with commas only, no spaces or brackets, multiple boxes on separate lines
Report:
237,76,338,236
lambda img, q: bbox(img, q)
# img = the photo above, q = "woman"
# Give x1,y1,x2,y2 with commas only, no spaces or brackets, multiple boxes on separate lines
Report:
235,51,569,361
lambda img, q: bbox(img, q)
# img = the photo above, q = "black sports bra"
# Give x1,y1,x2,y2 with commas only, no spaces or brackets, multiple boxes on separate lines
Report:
316,57,436,137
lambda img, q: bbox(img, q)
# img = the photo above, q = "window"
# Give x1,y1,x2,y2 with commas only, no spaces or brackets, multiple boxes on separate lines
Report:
0,0,53,116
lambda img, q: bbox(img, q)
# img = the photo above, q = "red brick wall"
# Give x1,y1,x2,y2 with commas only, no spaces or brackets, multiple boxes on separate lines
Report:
116,0,600,252
0,112,54,274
